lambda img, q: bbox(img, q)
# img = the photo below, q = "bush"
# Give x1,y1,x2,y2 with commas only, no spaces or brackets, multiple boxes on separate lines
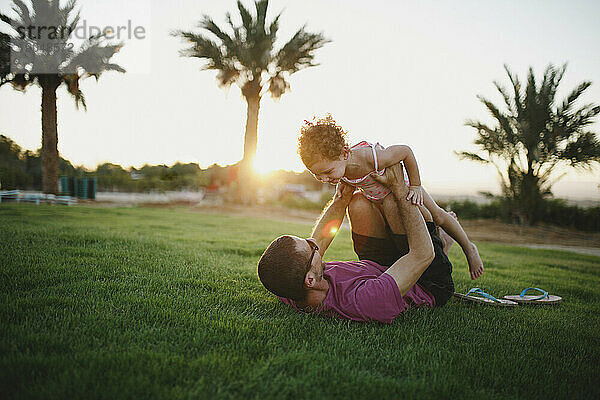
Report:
542,199,600,232
444,199,511,221
444,198,600,232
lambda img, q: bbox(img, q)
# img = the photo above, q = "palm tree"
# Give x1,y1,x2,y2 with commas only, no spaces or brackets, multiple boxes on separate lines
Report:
0,0,125,194
0,32,11,87
458,64,600,225
172,0,329,175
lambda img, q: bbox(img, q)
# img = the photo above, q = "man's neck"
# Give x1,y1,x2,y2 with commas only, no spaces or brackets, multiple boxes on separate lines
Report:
298,278,330,310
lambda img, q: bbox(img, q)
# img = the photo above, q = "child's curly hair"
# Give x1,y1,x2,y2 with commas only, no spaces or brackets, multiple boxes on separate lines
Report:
298,115,348,167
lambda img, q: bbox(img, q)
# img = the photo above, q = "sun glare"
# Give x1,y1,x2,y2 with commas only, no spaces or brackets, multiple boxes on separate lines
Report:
323,220,340,238
252,153,306,177
252,157,277,176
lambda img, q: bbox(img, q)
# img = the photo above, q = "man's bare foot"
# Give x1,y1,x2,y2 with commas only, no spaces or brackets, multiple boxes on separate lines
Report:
438,227,454,255
466,242,484,280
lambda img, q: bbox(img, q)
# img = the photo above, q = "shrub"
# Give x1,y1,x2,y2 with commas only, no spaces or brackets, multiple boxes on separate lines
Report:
444,198,600,231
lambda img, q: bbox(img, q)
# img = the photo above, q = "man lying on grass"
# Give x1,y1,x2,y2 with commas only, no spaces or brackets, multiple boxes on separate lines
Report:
257,163,455,323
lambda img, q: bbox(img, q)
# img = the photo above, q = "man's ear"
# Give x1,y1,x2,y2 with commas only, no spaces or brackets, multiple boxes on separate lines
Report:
343,146,350,160
304,271,317,288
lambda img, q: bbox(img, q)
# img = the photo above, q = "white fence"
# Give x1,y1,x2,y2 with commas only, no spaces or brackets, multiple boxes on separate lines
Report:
96,190,206,204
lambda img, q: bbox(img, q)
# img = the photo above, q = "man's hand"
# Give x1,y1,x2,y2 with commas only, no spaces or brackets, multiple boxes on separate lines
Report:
372,163,409,197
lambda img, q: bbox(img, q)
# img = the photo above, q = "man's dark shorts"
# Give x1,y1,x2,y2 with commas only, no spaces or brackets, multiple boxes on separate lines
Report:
351,221,455,306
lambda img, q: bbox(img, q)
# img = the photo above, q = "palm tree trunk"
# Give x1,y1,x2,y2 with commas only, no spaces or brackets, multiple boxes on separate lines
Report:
40,76,60,194
242,94,260,168
230,92,261,204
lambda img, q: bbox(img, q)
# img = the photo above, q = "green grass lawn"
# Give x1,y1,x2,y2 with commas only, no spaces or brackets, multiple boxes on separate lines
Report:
1,204,599,399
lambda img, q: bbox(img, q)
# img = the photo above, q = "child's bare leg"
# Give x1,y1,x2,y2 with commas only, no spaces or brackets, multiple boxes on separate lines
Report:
422,190,484,280
438,226,454,256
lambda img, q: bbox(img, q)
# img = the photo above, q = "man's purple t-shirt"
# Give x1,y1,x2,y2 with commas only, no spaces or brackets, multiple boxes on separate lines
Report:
279,260,435,324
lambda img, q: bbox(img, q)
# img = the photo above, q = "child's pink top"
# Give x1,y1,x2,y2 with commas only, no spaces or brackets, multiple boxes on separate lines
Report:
341,141,410,201
279,260,435,324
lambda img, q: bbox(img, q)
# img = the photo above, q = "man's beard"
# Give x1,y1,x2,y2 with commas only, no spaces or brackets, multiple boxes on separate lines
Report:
315,262,326,280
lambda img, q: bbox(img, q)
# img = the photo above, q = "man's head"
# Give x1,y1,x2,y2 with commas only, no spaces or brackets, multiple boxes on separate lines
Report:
257,235,325,302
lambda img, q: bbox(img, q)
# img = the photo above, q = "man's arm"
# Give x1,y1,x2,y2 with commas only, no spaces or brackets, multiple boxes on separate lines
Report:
311,183,354,256
374,164,434,296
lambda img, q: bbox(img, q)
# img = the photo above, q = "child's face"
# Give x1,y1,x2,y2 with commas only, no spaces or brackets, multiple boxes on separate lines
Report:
308,154,347,185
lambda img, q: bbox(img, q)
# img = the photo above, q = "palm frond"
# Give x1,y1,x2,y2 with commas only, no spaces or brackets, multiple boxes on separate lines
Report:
454,151,489,164
62,36,125,78
0,12,10,25
172,29,241,87
64,0,81,40
539,171,566,195
559,131,600,167
11,0,32,26
255,0,268,28
493,80,515,116
539,64,559,113
173,30,228,69
199,16,238,55
524,66,537,112
62,72,86,110
225,12,243,41
268,11,281,39
237,0,254,38
562,104,600,135
275,27,329,73
476,95,516,144
72,88,86,110
554,63,567,87
267,73,289,98
216,68,240,87
557,81,592,116
465,120,516,161
503,64,523,116
0,31,12,87
1,11,20,32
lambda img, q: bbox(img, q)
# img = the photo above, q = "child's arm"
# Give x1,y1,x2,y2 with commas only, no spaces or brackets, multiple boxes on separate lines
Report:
376,145,423,205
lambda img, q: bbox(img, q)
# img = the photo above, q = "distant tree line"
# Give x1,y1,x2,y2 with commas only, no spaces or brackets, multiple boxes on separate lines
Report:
0,135,80,190
95,162,210,192
3,134,597,231
0,134,323,193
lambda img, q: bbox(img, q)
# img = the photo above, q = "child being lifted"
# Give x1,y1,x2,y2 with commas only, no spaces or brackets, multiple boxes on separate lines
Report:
298,115,484,280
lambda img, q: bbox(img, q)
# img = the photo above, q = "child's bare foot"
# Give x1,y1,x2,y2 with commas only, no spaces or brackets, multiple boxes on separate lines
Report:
466,242,484,280
438,227,454,255
448,211,484,280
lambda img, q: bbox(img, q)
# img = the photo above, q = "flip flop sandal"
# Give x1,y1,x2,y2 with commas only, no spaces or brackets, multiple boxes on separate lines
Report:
503,287,562,305
453,288,518,306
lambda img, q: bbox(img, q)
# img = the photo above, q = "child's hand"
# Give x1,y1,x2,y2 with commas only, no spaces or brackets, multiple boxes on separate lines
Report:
335,182,354,199
407,185,423,206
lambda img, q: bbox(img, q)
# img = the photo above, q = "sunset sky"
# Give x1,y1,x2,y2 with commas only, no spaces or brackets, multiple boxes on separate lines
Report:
1,0,599,200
